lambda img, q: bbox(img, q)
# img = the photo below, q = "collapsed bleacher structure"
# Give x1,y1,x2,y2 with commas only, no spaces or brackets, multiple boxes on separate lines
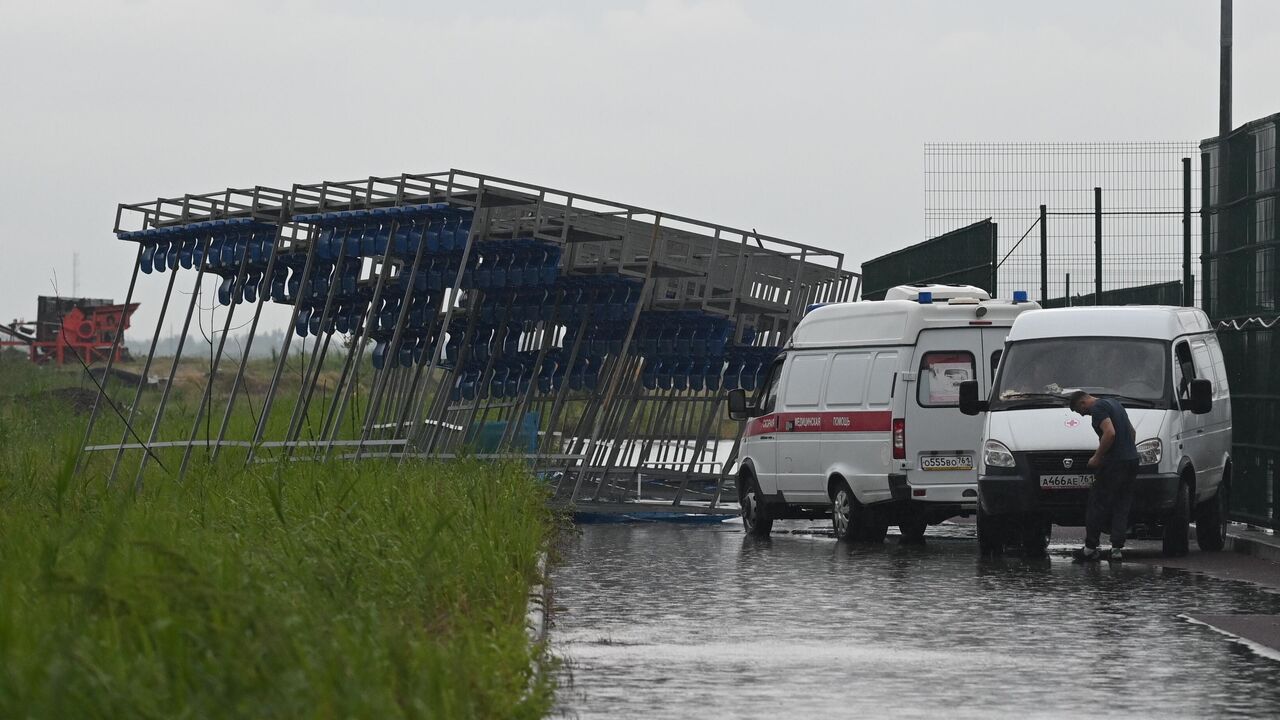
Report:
81,170,857,513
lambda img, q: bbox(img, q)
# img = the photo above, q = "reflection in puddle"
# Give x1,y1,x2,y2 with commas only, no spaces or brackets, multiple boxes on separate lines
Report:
552,522,1280,719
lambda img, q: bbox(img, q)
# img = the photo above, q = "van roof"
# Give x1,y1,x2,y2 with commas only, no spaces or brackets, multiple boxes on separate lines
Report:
1006,306,1213,342
789,297,1038,349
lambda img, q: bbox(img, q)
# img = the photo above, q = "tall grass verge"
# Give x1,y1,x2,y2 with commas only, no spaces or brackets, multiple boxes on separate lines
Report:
0,356,557,719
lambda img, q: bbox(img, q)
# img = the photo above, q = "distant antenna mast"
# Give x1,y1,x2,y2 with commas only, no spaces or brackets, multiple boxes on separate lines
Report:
72,252,80,297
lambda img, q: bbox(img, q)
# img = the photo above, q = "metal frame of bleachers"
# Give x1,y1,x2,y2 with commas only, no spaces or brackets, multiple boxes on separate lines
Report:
81,170,858,514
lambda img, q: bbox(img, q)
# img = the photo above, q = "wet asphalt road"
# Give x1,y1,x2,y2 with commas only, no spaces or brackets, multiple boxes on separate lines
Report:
551,521,1280,719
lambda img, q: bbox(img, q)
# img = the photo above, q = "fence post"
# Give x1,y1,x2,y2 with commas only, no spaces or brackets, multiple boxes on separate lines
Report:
1039,204,1048,303
1183,156,1193,306
1094,187,1103,303
990,222,998,297
1065,273,1071,307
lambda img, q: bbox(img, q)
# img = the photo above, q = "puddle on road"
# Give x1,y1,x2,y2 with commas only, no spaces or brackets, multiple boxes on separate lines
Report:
551,521,1280,719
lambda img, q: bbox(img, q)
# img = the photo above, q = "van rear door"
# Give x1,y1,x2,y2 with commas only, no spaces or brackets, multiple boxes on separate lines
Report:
904,329,984,489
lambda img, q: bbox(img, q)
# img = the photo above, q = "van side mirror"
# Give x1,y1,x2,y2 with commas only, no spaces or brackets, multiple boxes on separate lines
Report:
959,380,987,416
1187,378,1213,415
727,388,754,420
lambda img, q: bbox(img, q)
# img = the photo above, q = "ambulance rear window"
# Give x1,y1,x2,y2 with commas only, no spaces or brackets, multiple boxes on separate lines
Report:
918,351,975,408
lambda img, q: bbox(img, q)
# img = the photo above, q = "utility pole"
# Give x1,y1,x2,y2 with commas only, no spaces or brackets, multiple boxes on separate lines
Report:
1221,0,1232,138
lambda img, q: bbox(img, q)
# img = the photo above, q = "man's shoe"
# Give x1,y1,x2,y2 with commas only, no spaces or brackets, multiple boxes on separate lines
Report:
1108,547,1124,562
1072,546,1100,562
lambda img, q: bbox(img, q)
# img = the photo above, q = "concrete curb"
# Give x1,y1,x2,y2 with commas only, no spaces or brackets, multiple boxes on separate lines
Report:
1225,525,1280,564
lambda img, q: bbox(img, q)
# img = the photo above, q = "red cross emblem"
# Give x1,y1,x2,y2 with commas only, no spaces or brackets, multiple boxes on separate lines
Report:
1064,417,1080,428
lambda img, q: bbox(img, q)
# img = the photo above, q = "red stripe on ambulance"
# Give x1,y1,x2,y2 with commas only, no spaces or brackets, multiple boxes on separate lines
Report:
744,410,892,437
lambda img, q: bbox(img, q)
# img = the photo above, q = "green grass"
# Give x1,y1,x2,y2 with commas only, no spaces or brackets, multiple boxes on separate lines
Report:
0,355,558,719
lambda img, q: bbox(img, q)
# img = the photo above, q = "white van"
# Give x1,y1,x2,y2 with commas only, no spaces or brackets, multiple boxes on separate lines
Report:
959,306,1232,557
727,284,1039,541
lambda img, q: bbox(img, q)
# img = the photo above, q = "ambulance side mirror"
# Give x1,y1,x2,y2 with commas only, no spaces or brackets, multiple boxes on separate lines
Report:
727,388,754,421
1188,378,1213,415
959,380,987,416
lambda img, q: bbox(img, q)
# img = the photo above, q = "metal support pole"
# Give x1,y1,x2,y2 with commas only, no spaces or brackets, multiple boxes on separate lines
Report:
177,231,254,480
210,220,288,463
75,243,143,475
134,233,214,487
990,222,999,298
246,219,323,464
1221,0,1233,139
283,222,356,456
355,214,436,459
1094,187,1103,303
1183,157,1194,307
107,249,182,486
322,234,401,462
1039,204,1048,303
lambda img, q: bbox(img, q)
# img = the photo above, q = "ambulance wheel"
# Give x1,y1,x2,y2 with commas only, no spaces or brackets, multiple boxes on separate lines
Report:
833,479,883,542
740,473,773,538
1162,479,1191,557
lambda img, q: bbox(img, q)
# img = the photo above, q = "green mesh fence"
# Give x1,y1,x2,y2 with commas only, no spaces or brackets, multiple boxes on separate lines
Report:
861,220,996,300
1203,111,1280,530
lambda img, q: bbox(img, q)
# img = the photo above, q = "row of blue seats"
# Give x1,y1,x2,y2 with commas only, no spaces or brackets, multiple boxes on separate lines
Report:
118,220,276,276
632,311,735,359
639,348,778,392
439,309,755,378
372,331,444,370
297,300,370,338
471,275,639,325
296,205,470,260
444,346,781,400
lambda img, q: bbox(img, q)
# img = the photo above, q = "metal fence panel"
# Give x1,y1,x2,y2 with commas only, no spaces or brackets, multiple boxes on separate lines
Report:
1203,112,1280,530
1041,280,1188,309
861,220,996,300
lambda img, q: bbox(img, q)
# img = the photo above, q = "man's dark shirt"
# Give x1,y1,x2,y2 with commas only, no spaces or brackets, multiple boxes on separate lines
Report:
1090,397,1140,467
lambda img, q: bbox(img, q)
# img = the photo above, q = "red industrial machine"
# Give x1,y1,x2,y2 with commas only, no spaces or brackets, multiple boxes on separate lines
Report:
0,296,139,366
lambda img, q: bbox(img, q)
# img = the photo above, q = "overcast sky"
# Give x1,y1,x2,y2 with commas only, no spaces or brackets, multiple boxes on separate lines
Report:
3,0,1278,336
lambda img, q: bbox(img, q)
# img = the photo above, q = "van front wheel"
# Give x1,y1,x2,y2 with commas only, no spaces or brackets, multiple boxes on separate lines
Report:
1162,481,1191,557
1195,482,1228,552
977,505,1005,557
1020,513,1049,558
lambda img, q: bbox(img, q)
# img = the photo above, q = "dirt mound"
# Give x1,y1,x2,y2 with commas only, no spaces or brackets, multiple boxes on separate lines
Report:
44,387,101,414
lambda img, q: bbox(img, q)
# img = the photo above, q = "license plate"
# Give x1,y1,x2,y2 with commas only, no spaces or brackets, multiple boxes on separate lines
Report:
921,455,973,471
1039,474,1094,489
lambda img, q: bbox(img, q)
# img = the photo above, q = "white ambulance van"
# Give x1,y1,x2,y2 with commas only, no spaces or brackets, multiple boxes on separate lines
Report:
959,306,1232,558
727,284,1039,541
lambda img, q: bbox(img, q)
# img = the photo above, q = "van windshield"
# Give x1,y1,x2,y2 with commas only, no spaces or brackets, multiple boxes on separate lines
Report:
990,337,1170,411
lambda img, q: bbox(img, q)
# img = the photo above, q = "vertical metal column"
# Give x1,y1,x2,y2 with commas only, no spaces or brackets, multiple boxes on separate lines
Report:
177,230,254,480
107,242,183,486
209,218,288,464
1183,157,1194,307
134,232,214,487
75,244,143,476
1221,0,1232,139
1094,187,1103,302
1039,204,1048,303
990,222,999,298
